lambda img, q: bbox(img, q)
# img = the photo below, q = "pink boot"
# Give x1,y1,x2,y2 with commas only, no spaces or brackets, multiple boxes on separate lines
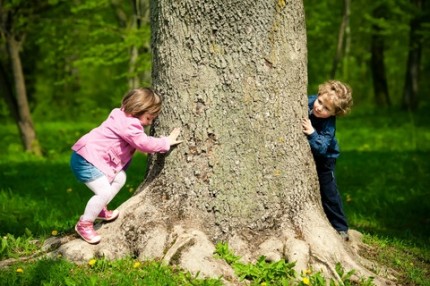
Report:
75,220,101,244
97,207,119,222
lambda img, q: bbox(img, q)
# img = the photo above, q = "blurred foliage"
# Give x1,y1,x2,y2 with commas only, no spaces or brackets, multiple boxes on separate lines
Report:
305,0,429,106
0,0,429,122
1,0,152,122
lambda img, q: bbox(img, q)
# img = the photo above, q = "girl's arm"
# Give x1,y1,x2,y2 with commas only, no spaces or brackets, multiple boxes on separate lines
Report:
122,121,181,153
166,127,183,146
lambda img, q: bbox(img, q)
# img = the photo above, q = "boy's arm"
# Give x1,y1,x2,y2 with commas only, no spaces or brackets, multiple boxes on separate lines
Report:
301,118,314,135
301,118,334,156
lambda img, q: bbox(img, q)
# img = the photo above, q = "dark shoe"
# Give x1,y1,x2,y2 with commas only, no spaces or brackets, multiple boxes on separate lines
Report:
338,231,350,241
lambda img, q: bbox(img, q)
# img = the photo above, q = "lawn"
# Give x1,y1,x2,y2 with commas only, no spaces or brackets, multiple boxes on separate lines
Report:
0,108,429,285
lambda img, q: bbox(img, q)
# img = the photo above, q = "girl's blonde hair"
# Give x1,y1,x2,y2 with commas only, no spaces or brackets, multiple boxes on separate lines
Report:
318,80,353,116
121,88,162,117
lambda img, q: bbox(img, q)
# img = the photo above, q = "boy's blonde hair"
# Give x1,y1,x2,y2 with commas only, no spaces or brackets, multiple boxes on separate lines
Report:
318,80,353,116
121,88,162,117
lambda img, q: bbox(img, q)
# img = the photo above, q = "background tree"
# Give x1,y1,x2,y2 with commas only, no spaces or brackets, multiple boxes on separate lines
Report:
35,0,151,120
1,0,429,133
330,0,350,79
56,1,391,284
370,2,391,107
0,0,44,155
0,0,153,142
305,0,429,108
402,0,425,110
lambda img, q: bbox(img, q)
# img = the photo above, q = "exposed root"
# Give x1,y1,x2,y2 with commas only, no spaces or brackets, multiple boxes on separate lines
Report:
0,251,45,268
283,230,310,273
162,226,238,284
1,222,397,286
6,196,395,285
312,253,345,285
0,235,75,268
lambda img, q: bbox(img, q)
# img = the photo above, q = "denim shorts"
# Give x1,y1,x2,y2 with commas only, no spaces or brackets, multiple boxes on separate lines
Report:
70,151,104,183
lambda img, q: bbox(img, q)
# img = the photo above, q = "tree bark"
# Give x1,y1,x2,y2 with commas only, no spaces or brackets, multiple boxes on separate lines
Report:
6,34,42,155
56,1,392,284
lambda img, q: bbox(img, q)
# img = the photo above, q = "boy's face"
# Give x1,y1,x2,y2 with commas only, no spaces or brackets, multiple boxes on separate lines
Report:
138,112,157,126
312,94,336,118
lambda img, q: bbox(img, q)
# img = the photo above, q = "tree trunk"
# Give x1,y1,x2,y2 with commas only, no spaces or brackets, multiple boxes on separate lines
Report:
56,1,392,284
6,34,42,155
370,6,391,107
402,0,422,110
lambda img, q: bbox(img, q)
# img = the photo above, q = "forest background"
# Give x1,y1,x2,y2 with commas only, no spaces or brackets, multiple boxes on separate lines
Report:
0,0,429,285
1,0,429,128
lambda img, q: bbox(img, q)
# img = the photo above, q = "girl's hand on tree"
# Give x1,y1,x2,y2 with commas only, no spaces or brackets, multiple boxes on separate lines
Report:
167,127,183,146
301,118,315,135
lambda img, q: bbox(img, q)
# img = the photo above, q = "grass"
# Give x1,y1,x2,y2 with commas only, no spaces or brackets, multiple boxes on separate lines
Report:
0,124,140,238
0,108,429,285
1,257,222,285
336,107,430,285
337,108,430,245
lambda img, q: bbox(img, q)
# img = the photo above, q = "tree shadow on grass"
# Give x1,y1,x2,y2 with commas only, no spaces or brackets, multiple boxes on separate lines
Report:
0,258,84,285
1,149,428,247
0,154,147,237
338,150,430,245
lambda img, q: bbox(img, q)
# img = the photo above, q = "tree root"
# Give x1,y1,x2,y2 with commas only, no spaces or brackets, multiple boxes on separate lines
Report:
1,200,397,286
0,235,75,268
1,223,397,286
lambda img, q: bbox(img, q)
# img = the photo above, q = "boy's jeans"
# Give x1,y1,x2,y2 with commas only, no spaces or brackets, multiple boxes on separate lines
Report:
315,157,348,232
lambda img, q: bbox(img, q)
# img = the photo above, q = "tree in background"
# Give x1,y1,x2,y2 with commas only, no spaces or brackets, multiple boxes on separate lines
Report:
331,0,350,79
56,1,391,284
1,0,429,152
370,2,391,107
110,0,151,89
39,0,152,119
0,0,153,143
0,0,43,155
305,0,429,108
402,0,426,110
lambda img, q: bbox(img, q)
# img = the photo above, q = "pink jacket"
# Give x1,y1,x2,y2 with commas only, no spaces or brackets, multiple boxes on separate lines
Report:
72,108,170,182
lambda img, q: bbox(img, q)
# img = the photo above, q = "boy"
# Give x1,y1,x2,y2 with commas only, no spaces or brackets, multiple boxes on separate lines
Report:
301,80,353,241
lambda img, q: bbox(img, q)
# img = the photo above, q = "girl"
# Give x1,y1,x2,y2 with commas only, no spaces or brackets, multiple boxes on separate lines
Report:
70,87,182,244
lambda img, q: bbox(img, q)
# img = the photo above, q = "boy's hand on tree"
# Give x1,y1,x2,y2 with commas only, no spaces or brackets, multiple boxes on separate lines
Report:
167,127,183,146
301,118,315,135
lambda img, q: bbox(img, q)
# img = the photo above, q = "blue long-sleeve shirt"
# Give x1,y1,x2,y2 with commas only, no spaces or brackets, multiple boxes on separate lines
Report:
306,95,340,159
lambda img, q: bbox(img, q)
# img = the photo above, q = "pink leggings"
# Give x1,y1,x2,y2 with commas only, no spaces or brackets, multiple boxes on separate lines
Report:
80,170,126,222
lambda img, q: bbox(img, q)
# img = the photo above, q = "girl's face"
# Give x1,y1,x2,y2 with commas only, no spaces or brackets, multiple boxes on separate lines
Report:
138,112,157,126
312,94,336,118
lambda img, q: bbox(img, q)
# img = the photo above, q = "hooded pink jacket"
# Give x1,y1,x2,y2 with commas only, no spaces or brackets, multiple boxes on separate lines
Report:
72,108,170,182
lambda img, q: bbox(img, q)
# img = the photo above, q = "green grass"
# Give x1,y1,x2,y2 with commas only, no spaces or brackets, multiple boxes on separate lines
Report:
0,257,222,286
336,108,430,245
0,121,145,237
335,108,430,285
0,108,429,285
